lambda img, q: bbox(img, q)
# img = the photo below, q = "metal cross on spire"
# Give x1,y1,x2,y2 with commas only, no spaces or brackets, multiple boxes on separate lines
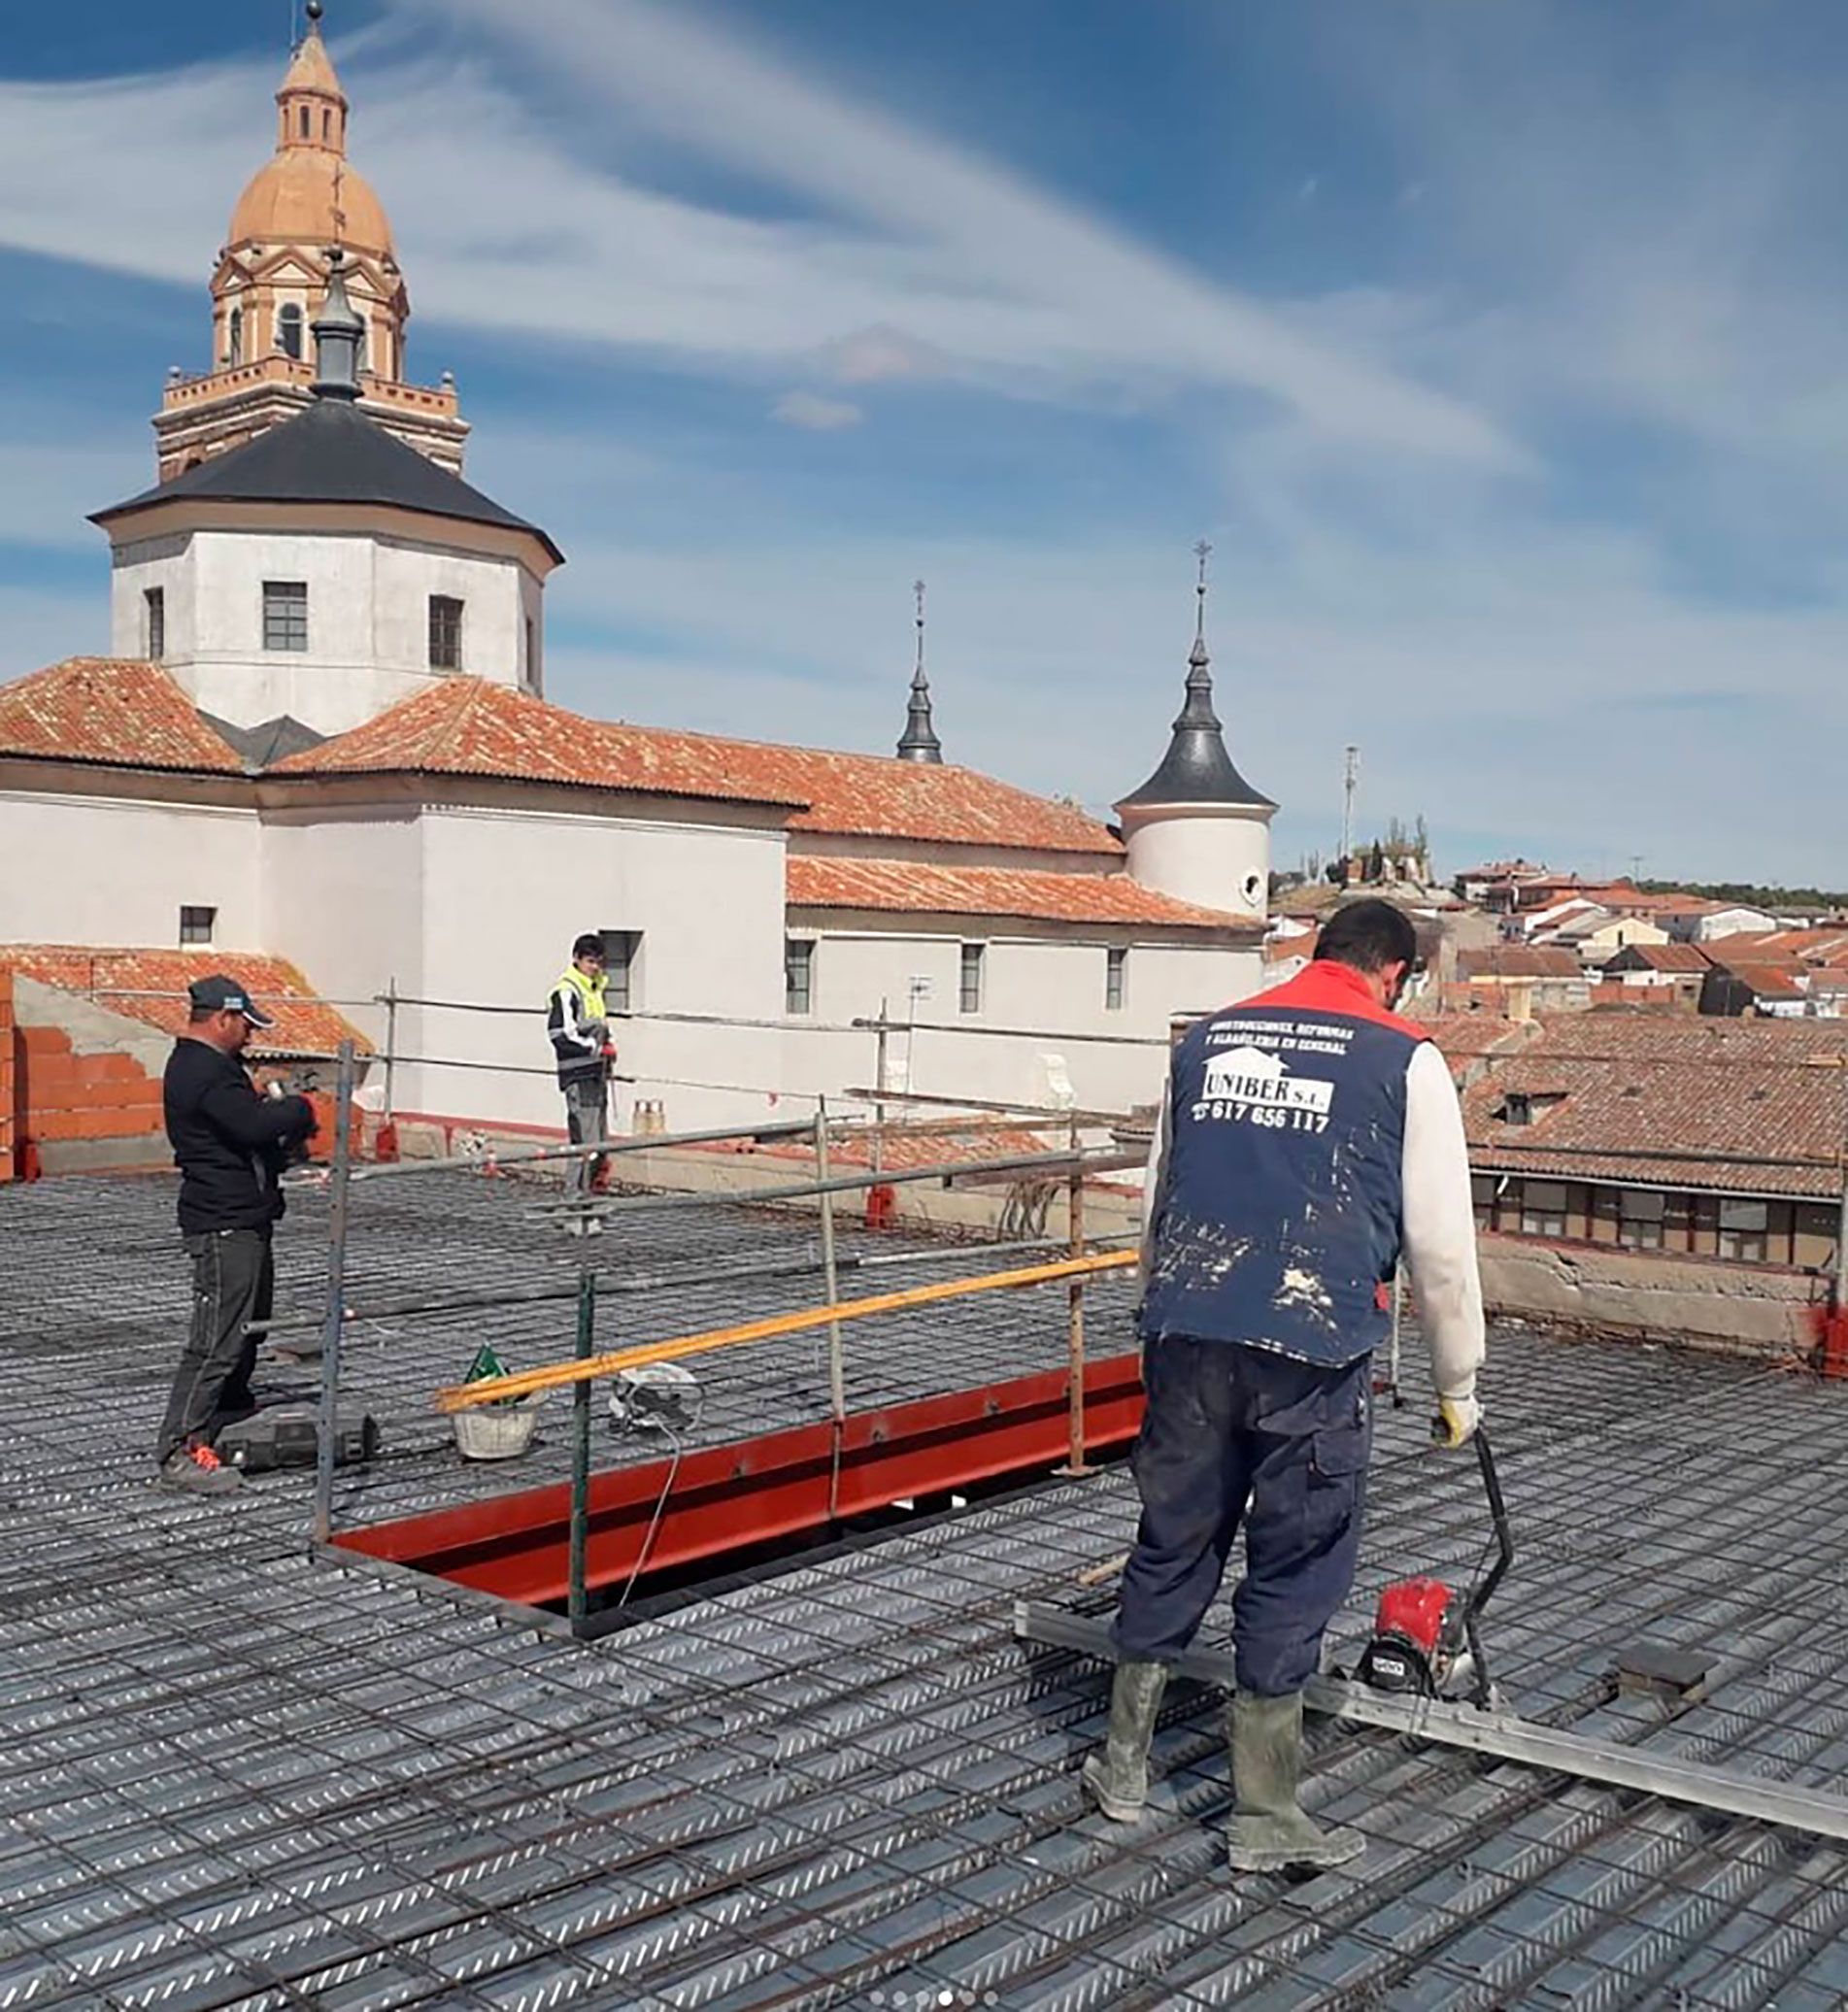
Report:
914,578,926,677
1193,538,1212,643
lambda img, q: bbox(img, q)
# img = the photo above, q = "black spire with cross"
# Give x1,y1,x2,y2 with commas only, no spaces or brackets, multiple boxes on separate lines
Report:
895,577,944,764
1116,540,1274,811
311,247,365,401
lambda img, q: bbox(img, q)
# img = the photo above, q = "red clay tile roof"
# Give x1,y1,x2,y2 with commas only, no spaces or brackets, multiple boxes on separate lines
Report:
279,678,1121,854
1457,947,1583,981
0,947,370,1057
1462,1012,1847,1196
0,659,242,774
1713,962,1808,1002
786,855,1259,930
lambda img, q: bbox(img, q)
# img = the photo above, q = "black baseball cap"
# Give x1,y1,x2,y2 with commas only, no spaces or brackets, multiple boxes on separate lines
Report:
187,975,276,1028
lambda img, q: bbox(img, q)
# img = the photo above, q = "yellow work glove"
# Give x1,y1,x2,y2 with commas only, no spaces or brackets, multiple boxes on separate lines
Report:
1432,1394,1481,1448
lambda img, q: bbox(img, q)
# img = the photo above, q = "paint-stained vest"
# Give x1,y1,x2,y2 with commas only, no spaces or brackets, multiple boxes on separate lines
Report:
1138,961,1428,1367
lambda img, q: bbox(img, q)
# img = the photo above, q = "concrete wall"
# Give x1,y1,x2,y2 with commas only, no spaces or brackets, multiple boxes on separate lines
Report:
111,525,540,735
0,786,261,950
1476,1232,1828,1358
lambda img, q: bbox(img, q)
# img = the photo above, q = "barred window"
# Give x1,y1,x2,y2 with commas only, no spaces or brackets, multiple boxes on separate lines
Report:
600,930,640,1014
428,595,464,670
959,943,986,1015
785,939,814,1016
262,581,308,653
144,587,165,661
179,906,216,947
1105,946,1127,1011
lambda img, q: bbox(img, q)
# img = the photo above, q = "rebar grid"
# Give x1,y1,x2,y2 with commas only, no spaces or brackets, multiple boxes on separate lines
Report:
3,1172,1848,2011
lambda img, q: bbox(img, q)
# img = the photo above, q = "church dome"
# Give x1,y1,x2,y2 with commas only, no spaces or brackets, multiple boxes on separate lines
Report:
227,150,393,256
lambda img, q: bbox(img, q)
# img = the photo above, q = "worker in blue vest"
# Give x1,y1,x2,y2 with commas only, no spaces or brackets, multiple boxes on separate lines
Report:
1083,899,1485,1872
547,933,616,1235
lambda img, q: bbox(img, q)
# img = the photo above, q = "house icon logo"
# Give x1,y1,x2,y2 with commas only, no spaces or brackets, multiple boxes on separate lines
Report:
1200,1044,1336,1115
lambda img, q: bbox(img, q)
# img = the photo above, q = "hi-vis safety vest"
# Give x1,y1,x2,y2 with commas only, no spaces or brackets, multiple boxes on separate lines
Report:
547,964,609,1087
1138,960,1428,1367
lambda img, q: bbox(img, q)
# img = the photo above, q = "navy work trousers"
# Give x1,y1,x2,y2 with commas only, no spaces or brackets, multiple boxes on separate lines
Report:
1111,1335,1371,1696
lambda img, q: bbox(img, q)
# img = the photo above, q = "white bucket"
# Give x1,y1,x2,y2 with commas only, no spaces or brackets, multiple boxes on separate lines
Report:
452,1394,543,1461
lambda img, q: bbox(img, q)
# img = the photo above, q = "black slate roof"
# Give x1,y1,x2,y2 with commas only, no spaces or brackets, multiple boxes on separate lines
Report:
91,397,564,564
1118,637,1274,811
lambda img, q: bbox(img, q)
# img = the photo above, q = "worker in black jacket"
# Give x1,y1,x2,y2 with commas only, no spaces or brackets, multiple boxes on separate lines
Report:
154,975,317,1495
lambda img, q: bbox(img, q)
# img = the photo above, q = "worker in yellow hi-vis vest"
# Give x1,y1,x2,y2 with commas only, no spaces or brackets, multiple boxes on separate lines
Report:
546,933,615,1236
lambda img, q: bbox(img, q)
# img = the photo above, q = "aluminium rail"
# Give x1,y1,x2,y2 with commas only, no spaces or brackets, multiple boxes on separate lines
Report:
1015,1601,1848,1846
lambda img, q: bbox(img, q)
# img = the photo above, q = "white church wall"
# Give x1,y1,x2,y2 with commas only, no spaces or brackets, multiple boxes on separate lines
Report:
111,526,535,736
408,806,790,1133
0,787,261,950
257,804,420,1056
779,918,1260,1120
1124,808,1271,917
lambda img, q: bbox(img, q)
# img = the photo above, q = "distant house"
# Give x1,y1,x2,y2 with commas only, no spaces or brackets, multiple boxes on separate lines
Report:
1602,942,1713,1008
1700,960,1811,1020
1696,906,1783,943
1559,913,1671,966
1462,1013,1843,1272
1453,946,1591,1017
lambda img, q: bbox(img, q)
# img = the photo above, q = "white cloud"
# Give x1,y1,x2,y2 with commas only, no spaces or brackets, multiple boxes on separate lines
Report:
770,390,863,432
0,2,1514,465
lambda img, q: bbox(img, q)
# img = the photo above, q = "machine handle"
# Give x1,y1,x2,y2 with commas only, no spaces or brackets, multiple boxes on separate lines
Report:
1464,1425,1515,1624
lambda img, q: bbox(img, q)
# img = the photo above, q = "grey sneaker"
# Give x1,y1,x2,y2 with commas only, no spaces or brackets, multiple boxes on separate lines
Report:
158,1445,244,1496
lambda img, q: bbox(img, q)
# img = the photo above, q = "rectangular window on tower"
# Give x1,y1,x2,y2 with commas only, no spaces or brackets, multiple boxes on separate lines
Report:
959,943,986,1015
599,930,641,1015
179,906,216,947
262,581,308,653
785,939,815,1016
428,595,464,670
1105,946,1127,1011
144,587,165,661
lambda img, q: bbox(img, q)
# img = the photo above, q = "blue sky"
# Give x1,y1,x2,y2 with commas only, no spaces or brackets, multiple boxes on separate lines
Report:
2,0,1845,884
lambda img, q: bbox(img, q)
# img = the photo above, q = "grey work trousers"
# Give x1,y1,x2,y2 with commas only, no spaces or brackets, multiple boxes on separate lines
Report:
155,1226,275,1464
562,1074,610,1194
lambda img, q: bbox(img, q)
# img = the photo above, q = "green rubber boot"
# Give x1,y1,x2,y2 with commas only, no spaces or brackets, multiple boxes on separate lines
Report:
1080,1660,1168,1821
1226,1689,1365,1873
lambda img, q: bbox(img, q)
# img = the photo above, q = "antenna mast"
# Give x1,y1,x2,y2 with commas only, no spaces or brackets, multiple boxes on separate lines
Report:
1341,745,1361,864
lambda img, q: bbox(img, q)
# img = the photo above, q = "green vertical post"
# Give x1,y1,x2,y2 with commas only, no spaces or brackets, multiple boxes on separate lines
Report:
568,1266,595,1626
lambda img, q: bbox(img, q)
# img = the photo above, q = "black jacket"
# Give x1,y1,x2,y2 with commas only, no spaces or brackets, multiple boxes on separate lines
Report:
163,1039,316,1234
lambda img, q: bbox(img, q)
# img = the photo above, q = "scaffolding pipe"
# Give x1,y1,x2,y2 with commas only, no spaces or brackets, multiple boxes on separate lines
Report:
1063,1116,1089,1476
568,1268,595,1626
335,1114,820,1184
816,1096,846,1517
434,1249,1140,1412
311,1041,356,1547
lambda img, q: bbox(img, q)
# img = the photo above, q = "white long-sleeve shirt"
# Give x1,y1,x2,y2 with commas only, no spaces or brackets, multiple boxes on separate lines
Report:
1139,1036,1485,1399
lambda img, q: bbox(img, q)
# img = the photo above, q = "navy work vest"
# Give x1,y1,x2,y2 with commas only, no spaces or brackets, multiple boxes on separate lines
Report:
1138,960,1428,1367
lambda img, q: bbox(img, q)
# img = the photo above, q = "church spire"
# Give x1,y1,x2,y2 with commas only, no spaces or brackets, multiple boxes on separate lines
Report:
895,578,944,764
278,0,349,157
1116,541,1274,812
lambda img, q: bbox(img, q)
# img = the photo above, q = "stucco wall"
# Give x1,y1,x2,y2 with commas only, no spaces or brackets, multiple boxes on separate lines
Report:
111,526,537,735
780,919,1260,1118
1122,805,1271,916
0,788,261,950
407,805,790,1132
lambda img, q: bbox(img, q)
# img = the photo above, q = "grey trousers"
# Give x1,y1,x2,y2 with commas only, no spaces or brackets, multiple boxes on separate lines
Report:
562,1074,610,1194
156,1227,274,1463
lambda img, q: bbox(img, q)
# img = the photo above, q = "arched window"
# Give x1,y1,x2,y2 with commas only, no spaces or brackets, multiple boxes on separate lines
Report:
227,307,243,365
299,105,311,139
278,303,303,360
321,109,331,142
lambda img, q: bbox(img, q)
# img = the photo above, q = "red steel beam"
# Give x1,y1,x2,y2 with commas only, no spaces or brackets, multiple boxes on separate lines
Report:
333,1352,1145,1605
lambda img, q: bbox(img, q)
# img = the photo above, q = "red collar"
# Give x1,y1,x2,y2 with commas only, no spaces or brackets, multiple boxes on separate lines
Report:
1245,958,1428,1038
